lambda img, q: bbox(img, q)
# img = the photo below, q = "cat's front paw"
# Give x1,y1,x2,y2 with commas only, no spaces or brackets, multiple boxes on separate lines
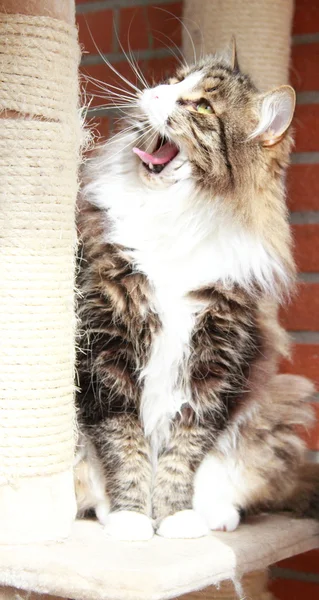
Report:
156,509,209,539
104,510,154,541
205,504,240,532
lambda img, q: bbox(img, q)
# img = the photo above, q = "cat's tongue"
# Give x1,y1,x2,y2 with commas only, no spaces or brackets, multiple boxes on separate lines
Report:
133,141,178,165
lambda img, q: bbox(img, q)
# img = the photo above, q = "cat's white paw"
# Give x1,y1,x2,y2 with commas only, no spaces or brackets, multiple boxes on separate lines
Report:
193,454,241,533
157,509,209,539
206,504,240,532
104,510,154,541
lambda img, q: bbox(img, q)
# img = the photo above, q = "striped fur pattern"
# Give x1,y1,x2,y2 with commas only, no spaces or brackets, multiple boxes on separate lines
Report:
75,49,317,540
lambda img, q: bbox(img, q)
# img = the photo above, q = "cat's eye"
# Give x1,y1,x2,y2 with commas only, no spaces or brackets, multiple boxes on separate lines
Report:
196,102,213,114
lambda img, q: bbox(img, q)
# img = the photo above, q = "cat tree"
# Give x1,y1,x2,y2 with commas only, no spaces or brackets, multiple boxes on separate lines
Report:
0,0,317,599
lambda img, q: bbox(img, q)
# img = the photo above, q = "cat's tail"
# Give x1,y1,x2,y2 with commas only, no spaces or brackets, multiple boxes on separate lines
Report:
282,462,319,520
251,373,319,521
269,373,319,520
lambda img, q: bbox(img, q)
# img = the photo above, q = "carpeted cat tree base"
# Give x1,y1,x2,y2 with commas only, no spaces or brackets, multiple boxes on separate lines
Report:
0,515,318,600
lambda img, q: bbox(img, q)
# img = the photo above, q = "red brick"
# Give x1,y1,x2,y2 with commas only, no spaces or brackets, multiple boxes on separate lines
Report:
292,224,319,272
144,55,179,85
280,283,319,331
147,3,183,50
297,402,319,450
276,549,319,574
293,0,319,35
77,11,113,55
281,344,319,384
270,579,319,600
287,164,319,212
119,6,149,52
291,44,319,92
294,104,319,153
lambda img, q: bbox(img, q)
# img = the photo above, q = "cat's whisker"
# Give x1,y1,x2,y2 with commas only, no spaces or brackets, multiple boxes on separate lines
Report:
113,25,149,91
104,122,154,150
106,124,156,159
99,55,141,95
99,128,138,148
82,74,138,101
113,115,149,128
136,131,157,153
104,130,138,147
154,7,197,64
144,129,158,153
84,83,135,99
99,89,137,100
84,23,142,94
152,30,187,68
89,92,138,104
82,88,137,111
129,50,149,90
90,103,139,111
126,20,149,90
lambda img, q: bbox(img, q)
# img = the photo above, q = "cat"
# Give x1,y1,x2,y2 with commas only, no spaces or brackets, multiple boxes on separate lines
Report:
75,42,319,540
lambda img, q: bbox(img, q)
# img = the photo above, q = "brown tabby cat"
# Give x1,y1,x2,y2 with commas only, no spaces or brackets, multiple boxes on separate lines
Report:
75,43,319,540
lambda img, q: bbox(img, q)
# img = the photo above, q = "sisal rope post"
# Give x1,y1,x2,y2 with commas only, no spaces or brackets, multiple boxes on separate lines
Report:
0,0,81,543
183,0,293,90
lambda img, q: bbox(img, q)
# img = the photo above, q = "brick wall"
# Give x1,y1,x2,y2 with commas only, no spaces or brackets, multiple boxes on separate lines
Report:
76,0,319,597
270,0,319,597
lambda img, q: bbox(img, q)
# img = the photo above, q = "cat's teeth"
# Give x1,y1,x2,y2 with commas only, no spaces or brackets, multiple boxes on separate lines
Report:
149,163,153,170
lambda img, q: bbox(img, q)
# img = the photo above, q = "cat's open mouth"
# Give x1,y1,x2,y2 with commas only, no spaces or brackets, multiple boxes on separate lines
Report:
133,136,179,174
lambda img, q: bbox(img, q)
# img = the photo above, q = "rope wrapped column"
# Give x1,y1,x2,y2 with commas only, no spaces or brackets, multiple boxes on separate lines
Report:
183,0,294,90
0,0,81,543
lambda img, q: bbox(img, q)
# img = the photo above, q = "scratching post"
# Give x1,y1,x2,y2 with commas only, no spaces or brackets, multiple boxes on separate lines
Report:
183,0,294,90
0,0,80,543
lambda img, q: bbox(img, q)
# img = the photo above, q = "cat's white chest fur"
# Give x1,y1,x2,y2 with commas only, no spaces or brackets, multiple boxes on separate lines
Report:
112,200,210,446
93,171,282,446
140,287,202,447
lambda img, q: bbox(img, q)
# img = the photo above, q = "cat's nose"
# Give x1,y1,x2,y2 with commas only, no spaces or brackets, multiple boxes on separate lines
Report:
140,86,176,131
149,87,166,101
140,88,166,111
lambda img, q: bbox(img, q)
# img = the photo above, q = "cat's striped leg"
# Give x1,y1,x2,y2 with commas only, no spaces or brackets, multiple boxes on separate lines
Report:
153,422,210,539
89,414,154,540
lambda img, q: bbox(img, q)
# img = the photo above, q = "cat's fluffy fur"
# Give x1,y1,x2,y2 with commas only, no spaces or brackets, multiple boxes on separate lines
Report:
75,47,318,540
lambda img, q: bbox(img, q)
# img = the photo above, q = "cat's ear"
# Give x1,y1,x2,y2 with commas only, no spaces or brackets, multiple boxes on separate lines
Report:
250,85,296,147
223,36,239,71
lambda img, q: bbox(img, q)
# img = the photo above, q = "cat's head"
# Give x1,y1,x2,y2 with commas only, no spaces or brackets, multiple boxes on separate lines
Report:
132,43,295,193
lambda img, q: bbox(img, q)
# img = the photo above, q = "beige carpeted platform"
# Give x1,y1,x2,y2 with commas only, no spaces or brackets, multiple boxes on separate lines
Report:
0,515,318,600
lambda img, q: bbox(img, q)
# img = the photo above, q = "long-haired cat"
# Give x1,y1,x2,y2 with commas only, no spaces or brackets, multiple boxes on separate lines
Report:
75,43,319,540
